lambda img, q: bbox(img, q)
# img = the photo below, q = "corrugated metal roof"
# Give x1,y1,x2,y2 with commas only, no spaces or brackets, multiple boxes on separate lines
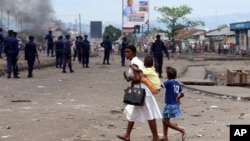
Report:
206,26,234,36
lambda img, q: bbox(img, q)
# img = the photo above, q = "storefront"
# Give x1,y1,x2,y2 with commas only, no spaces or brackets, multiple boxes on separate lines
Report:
230,21,250,52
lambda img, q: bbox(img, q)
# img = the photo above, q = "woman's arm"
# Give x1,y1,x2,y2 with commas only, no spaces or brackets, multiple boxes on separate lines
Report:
130,64,143,83
129,64,142,72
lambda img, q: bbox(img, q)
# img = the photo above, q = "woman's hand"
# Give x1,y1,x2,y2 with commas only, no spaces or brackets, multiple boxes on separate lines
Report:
123,71,129,82
132,80,140,84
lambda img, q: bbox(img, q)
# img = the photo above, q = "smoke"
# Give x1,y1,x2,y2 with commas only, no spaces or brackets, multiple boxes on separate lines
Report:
0,0,57,41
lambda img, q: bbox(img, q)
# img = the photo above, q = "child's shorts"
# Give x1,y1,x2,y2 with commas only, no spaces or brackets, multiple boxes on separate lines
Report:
162,104,181,118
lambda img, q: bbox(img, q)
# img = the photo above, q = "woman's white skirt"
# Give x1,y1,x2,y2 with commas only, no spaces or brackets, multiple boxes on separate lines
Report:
123,83,162,122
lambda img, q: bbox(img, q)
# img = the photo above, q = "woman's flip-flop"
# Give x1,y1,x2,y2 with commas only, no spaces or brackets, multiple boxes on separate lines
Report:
116,135,130,141
159,138,168,141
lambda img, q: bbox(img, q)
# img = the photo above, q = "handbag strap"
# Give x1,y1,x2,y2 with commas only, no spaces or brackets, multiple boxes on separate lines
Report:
130,76,142,89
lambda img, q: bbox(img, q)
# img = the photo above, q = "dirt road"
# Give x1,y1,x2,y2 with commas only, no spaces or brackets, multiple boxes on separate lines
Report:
0,53,249,141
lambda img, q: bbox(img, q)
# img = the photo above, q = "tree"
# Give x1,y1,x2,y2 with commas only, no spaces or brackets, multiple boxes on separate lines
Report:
126,32,137,45
155,5,204,43
103,25,121,42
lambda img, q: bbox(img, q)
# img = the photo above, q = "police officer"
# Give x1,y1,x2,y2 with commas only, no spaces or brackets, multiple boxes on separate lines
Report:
62,35,74,73
0,28,4,58
54,36,64,68
81,35,90,68
121,36,128,67
45,30,54,57
150,34,169,78
4,30,20,78
12,32,19,75
25,36,38,78
100,35,112,65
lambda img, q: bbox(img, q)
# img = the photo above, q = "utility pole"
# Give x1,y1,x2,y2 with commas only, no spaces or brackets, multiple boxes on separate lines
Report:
147,21,149,33
121,0,124,34
147,0,150,34
18,11,20,32
20,14,22,33
7,10,9,29
1,8,2,27
15,15,18,31
79,13,81,35
75,19,77,31
141,24,144,52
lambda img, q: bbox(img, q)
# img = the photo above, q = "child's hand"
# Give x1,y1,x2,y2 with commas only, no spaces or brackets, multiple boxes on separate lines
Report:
176,98,181,105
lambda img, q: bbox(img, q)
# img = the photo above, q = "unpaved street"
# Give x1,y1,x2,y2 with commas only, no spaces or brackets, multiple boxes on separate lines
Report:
0,54,250,141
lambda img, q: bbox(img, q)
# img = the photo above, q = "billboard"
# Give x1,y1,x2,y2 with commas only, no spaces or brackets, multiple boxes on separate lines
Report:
90,21,102,38
122,0,149,33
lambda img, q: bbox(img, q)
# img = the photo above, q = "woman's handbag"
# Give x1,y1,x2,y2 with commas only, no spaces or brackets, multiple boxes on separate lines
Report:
123,84,146,106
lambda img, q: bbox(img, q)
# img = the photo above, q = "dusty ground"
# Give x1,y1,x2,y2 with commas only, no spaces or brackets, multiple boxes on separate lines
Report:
0,52,250,141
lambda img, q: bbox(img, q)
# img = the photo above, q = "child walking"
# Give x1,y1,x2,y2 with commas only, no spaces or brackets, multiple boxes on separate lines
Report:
160,66,186,141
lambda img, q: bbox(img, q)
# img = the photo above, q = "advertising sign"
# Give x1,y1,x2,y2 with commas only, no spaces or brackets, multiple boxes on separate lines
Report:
122,0,149,32
90,21,102,38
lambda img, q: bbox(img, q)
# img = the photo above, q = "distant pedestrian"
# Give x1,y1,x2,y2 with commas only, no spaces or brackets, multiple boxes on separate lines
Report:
121,36,128,67
175,44,180,56
81,35,90,68
143,42,148,53
54,36,64,68
150,34,169,78
72,36,78,61
25,36,38,78
76,36,83,63
62,35,74,73
100,35,112,65
37,43,42,53
161,66,186,141
45,30,54,57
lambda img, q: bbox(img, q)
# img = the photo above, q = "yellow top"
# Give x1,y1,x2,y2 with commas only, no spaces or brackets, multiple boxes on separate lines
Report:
142,67,161,89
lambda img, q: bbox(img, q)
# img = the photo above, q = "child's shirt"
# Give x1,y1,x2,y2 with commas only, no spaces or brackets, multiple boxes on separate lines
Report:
142,67,161,89
162,79,183,104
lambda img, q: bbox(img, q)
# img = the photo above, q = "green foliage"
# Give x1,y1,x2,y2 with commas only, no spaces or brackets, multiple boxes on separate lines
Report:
103,25,122,42
154,5,205,42
126,33,137,44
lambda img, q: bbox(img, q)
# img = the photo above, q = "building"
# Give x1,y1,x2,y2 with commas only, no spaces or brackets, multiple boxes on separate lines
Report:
230,21,250,53
205,25,234,52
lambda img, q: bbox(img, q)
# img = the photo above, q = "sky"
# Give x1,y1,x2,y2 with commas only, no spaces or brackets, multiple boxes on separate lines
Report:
52,0,250,25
